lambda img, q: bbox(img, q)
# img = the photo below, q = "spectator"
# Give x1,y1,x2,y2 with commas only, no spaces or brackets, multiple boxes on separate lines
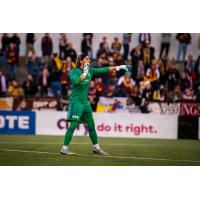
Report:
81,33,93,57
63,57,76,73
92,56,106,81
38,67,50,96
96,42,111,59
117,71,135,96
182,86,196,101
130,46,142,77
179,72,189,92
122,33,132,61
115,52,125,66
26,53,41,79
106,56,118,86
59,33,67,60
166,62,180,91
25,33,35,62
83,33,93,57
169,84,182,102
196,86,200,102
51,53,62,71
153,84,168,102
184,54,195,73
95,77,105,97
41,33,53,62
1,33,10,68
159,33,171,58
60,66,69,97
145,59,160,91
99,36,109,49
185,70,193,88
22,74,38,96
65,42,77,63
128,85,142,106
10,33,21,58
6,43,18,80
0,70,7,97
176,33,191,62
8,80,23,97
136,60,145,83
88,80,97,111
105,84,117,97
111,37,122,53
1,33,10,52
139,33,151,48
49,67,62,97
141,45,155,70
141,82,153,102
158,57,171,84
194,55,200,79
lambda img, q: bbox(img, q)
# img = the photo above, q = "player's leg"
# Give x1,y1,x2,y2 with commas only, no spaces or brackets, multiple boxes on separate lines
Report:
64,121,79,146
86,117,109,156
61,121,79,155
61,103,83,155
83,104,109,155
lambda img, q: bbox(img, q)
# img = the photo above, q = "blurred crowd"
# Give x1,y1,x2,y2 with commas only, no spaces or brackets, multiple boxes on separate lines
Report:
1,33,200,111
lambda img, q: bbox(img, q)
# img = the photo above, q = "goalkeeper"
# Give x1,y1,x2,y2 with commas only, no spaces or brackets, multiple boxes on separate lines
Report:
60,53,128,155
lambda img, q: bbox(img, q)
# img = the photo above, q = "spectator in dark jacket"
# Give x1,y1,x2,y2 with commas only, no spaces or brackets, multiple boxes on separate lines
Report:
10,33,21,58
123,33,132,61
49,67,62,97
6,43,18,80
1,33,10,52
27,54,41,79
65,42,77,63
38,67,50,96
59,33,67,60
81,34,92,57
176,33,191,62
1,33,10,68
159,33,171,58
41,33,53,58
166,63,180,91
22,74,38,96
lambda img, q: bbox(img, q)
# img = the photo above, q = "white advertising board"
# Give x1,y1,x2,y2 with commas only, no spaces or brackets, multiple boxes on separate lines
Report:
36,111,178,139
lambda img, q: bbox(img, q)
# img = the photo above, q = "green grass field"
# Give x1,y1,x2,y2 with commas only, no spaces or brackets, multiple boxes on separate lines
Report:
0,135,200,166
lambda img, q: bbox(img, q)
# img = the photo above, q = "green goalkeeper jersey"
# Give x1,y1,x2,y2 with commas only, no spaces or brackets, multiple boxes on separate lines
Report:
69,67,109,103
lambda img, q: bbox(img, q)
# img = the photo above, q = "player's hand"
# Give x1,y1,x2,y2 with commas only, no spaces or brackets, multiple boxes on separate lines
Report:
82,63,90,78
84,63,90,73
116,65,128,72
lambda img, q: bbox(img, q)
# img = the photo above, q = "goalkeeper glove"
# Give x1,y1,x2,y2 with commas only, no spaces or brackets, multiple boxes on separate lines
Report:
82,63,90,78
116,65,128,72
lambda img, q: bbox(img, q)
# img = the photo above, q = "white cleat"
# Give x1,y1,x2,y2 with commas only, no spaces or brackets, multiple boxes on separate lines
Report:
93,147,109,156
60,147,76,155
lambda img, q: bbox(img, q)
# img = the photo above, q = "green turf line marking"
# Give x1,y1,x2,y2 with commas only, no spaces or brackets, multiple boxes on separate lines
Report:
0,148,200,164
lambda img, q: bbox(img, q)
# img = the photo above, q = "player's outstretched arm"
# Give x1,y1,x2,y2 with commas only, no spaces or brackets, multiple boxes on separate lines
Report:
109,65,128,72
91,65,128,76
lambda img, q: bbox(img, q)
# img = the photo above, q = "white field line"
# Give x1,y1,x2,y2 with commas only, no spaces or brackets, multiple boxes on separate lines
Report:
0,141,163,147
0,148,200,164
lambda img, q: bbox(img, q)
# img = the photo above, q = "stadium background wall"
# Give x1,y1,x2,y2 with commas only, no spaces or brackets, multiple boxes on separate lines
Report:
0,33,200,59
0,110,199,139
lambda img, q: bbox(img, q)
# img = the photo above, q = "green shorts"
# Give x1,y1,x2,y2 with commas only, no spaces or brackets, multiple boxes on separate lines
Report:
67,102,93,123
